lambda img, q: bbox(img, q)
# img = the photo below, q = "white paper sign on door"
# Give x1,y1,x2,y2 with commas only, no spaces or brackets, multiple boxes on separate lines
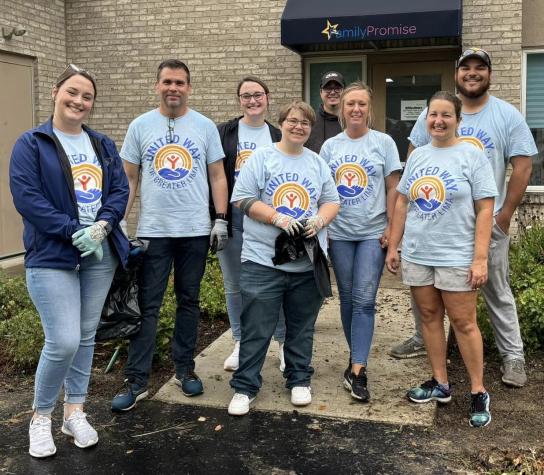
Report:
400,100,427,120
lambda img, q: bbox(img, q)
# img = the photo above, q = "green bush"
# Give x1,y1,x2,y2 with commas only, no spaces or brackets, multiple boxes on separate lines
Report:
0,252,227,369
477,225,544,354
0,308,43,368
0,273,33,321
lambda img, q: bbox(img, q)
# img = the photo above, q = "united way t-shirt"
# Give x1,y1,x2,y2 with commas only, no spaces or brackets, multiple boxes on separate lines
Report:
398,141,498,267
320,129,402,241
54,127,102,226
232,144,339,272
232,120,273,230
121,108,225,237
408,96,537,213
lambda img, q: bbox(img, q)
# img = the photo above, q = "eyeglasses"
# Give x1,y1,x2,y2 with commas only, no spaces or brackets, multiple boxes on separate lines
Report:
239,92,267,102
284,118,311,128
322,86,343,94
167,117,175,144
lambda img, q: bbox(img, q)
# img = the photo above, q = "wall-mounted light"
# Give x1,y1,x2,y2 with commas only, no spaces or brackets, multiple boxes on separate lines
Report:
2,26,27,40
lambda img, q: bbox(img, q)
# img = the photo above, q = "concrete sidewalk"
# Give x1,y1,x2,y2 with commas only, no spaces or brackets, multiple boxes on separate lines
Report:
154,273,440,426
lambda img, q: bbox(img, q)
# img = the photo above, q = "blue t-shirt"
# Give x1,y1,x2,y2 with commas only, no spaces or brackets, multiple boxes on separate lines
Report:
54,128,102,226
121,108,225,237
232,120,273,230
398,141,498,267
320,129,402,240
409,96,537,214
231,144,339,272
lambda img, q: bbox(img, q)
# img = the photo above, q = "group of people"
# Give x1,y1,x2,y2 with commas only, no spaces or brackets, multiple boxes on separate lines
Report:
9,47,536,458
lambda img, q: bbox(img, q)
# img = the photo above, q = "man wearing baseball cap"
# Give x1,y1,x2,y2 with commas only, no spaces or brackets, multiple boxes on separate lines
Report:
306,71,345,153
389,48,537,389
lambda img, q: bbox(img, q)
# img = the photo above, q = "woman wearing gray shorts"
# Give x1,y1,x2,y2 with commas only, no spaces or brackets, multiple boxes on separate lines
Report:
385,91,497,428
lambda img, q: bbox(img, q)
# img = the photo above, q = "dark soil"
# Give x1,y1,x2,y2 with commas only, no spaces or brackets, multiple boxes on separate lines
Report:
1,316,543,473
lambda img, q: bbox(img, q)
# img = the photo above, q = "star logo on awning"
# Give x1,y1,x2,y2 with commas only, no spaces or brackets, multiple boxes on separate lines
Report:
321,19,339,40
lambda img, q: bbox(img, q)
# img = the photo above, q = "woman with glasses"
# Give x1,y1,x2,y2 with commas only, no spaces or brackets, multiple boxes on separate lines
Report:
217,76,286,372
320,81,402,402
10,64,129,457
227,101,340,416
385,91,497,427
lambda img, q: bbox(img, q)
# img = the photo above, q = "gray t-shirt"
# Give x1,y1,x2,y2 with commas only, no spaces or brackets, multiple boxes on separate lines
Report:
398,141,498,267
54,127,102,226
409,96,537,214
121,108,224,237
231,144,339,272
320,129,402,241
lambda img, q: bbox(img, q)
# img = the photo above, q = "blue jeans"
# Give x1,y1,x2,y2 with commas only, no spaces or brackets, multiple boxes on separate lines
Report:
27,241,118,414
217,227,286,342
329,239,385,367
230,261,323,396
124,236,209,386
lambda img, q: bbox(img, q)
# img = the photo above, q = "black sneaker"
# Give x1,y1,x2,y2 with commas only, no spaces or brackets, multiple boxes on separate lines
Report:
343,367,370,402
174,370,204,397
469,391,491,428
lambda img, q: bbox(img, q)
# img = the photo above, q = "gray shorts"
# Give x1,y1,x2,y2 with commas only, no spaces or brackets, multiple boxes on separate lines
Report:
401,259,474,292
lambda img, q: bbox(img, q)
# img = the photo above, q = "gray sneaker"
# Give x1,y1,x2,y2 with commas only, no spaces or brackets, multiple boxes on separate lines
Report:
62,409,98,448
500,359,527,387
389,336,427,359
29,415,56,458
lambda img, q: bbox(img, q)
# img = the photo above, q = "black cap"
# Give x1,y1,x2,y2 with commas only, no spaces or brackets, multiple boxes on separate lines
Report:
456,48,492,69
320,71,345,88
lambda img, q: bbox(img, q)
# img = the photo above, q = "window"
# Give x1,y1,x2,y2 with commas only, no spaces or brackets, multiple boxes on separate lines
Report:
522,51,544,190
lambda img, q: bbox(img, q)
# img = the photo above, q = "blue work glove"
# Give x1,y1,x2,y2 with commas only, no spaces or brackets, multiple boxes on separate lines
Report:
72,222,107,259
210,218,228,253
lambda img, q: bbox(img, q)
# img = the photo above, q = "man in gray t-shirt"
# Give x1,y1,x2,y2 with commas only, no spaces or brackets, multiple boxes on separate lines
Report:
389,48,536,389
111,60,229,412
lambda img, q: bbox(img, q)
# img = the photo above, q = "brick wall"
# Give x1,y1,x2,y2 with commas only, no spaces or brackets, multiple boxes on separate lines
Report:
0,0,67,124
462,0,523,108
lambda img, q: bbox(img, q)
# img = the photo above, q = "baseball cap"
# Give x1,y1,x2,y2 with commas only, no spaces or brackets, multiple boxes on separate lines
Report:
456,48,492,69
320,71,345,88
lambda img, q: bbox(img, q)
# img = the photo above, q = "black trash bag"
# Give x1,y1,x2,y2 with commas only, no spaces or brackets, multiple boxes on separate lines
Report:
95,238,149,341
272,222,332,298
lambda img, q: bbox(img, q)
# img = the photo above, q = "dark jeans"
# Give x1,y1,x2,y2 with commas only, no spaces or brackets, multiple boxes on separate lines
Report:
124,236,209,387
230,261,323,397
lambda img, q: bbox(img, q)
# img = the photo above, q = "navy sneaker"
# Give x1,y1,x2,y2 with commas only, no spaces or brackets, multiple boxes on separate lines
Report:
111,379,148,412
407,377,452,403
469,391,491,428
175,370,204,397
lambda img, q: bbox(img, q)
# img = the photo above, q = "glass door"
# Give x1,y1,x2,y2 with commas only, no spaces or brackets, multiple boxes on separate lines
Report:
372,62,454,163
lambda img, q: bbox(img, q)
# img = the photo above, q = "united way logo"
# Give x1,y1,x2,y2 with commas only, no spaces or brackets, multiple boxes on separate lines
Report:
272,183,310,219
234,150,252,179
460,136,484,151
409,176,446,213
335,164,368,198
72,164,102,205
154,144,193,181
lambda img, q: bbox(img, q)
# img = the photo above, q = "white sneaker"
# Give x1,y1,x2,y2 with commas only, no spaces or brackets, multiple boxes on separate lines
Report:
228,393,255,416
291,386,312,406
278,342,285,372
224,341,240,371
29,415,56,458
61,408,98,448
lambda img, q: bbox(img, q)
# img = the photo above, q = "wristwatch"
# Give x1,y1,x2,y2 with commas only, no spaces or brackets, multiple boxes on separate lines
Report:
215,213,227,220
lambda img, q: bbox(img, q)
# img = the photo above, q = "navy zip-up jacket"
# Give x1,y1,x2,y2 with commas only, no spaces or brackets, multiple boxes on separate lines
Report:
9,118,129,269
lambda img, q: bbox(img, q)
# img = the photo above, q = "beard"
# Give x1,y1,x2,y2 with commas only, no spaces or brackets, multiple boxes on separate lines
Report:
456,78,490,99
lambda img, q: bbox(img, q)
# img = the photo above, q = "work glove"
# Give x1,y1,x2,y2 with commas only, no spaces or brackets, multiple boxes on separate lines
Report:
72,222,107,260
271,213,304,236
210,218,228,253
303,215,325,238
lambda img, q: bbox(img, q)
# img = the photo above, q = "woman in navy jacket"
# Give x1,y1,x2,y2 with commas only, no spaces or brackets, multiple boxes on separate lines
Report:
9,64,128,458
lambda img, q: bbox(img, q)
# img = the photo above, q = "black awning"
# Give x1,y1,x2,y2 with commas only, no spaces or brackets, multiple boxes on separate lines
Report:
281,0,462,53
